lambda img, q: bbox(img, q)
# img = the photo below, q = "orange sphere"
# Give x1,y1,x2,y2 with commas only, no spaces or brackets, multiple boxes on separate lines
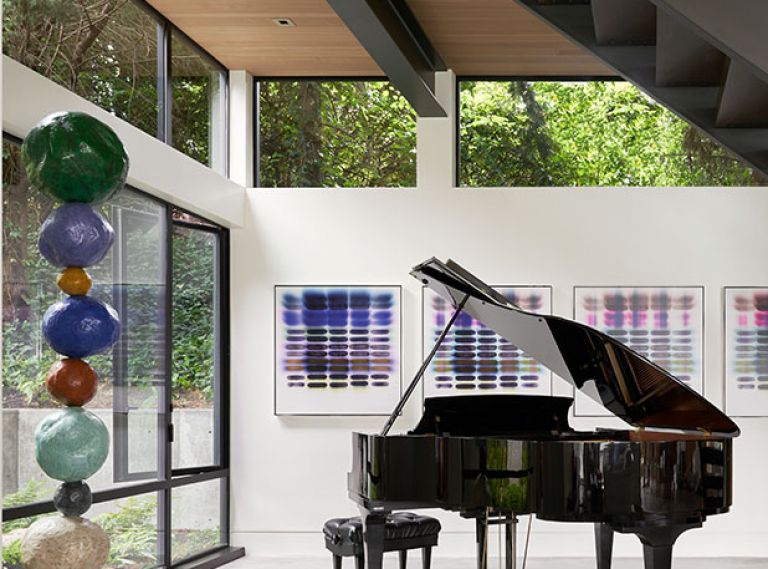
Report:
46,359,98,406
56,267,92,296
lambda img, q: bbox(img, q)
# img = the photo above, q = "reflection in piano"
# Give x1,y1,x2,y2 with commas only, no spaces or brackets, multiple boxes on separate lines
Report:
348,258,739,569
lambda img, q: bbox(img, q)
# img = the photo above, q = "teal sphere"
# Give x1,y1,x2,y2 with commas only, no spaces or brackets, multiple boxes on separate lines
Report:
21,111,129,204
34,407,109,482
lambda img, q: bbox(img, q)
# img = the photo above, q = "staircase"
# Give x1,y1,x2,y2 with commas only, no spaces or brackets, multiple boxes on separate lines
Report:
513,0,768,179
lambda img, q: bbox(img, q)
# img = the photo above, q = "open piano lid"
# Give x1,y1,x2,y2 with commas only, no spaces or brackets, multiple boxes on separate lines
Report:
412,257,740,438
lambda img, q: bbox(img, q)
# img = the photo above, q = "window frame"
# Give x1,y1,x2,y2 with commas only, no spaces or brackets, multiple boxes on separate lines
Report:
144,1,229,175
2,0,229,175
1,133,239,569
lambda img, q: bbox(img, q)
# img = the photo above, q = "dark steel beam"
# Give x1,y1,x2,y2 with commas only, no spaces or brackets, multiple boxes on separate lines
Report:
513,0,768,178
327,0,447,117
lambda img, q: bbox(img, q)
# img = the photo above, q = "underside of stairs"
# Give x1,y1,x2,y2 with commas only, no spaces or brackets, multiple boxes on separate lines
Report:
513,0,768,180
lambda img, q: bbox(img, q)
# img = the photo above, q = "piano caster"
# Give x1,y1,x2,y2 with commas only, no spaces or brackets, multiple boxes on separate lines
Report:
476,513,518,569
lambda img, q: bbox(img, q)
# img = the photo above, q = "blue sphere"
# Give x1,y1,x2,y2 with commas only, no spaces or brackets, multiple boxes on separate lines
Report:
39,203,114,267
43,296,120,358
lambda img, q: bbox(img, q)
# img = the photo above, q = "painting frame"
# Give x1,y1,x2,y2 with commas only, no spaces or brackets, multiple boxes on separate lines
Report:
572,285,705,417
421,284,554,400
274,284,403,416
723,286,768,417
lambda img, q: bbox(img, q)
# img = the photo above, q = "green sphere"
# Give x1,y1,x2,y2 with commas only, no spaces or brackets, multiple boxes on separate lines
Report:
21,111,129,203
34,407,109,482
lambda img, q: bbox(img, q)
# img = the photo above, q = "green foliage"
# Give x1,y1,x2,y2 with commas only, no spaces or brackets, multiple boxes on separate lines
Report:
1,480,52,533
95,496,158,568
460,81,765,187
2,537,23,568
3,0,221,166
260,81,417,187
172,227,216,400
3,0,159,137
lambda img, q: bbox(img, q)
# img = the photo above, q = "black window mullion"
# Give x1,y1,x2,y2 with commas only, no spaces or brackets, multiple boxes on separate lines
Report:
254,80,261,187
162,204,175,566
157,20,172,144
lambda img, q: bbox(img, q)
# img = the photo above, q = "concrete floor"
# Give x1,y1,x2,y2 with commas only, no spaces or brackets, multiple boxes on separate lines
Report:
227,558,767,569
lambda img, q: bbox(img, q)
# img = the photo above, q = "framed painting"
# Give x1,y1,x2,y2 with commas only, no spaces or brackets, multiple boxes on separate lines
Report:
274,285,402,415
422,285,553,398
724,287,768,417
573,286,704,416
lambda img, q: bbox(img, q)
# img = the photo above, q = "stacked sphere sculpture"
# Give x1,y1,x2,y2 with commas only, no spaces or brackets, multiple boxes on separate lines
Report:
20,111,128,569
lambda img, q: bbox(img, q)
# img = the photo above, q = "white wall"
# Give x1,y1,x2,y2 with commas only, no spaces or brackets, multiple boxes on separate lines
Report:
229,74,768,560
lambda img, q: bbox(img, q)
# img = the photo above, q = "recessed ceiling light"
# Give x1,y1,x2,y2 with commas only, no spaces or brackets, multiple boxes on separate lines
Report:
273,17,296,27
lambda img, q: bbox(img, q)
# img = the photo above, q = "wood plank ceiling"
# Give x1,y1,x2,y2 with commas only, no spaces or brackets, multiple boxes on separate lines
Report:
146,0,611,77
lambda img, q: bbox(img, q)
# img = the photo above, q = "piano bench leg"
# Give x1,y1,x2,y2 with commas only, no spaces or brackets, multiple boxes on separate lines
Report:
355,554,364,569
422,546,432,569
332,554,342,569
594,523,614,569
399,549,407,569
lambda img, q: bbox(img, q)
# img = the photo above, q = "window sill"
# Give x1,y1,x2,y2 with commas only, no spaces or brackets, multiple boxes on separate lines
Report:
172,546,245,569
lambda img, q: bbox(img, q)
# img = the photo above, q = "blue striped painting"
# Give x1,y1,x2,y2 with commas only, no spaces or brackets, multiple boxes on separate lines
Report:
422,286,553,397
275,286,401,415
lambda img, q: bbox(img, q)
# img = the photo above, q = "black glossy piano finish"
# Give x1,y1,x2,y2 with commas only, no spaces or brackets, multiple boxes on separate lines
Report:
347,259,739,569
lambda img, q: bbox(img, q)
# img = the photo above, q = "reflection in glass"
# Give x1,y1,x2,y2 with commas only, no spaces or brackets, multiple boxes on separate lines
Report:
171,221,219,469
171,30,226,173
1,139,166,494
171,479,224,563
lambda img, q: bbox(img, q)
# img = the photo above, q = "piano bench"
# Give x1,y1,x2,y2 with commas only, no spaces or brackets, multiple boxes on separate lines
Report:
323,512,441,569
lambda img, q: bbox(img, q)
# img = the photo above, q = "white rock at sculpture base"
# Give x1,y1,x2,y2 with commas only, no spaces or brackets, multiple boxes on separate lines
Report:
21,515,109,569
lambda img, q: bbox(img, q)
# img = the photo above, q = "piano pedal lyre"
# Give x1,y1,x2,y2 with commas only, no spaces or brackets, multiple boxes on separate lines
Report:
476,510,518,569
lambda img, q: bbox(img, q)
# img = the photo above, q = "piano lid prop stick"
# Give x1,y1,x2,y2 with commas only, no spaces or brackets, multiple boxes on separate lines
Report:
380,294,469,436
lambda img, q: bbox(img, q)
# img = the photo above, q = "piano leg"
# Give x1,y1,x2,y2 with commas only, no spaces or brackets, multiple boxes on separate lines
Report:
632,522,701,569
505,515,517,569
360,509,388,569
594,523,614,569
476,517,488,569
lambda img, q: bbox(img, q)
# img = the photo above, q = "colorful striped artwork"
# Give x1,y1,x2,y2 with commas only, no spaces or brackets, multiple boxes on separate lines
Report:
422,286,552,398
724,287,768,417
574,286,704,416
274,286,401,415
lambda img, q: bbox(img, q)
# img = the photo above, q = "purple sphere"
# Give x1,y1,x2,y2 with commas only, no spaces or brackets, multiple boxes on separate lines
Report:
39,203,114,268
43,296,121,358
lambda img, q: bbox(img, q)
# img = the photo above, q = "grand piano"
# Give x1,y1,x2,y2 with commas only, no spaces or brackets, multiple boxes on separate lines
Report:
348,258,739,569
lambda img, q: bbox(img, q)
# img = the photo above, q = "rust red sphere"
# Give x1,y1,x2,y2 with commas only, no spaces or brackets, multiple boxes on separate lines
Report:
45,359,98,407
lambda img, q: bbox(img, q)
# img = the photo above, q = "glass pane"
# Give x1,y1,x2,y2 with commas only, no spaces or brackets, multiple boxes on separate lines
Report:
259,81,417,187
171,222,218,469
171,479,224,563
459,80,768,187
171,30,226,173
2,138,166,497
2,491,161,569
2,0,159,137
